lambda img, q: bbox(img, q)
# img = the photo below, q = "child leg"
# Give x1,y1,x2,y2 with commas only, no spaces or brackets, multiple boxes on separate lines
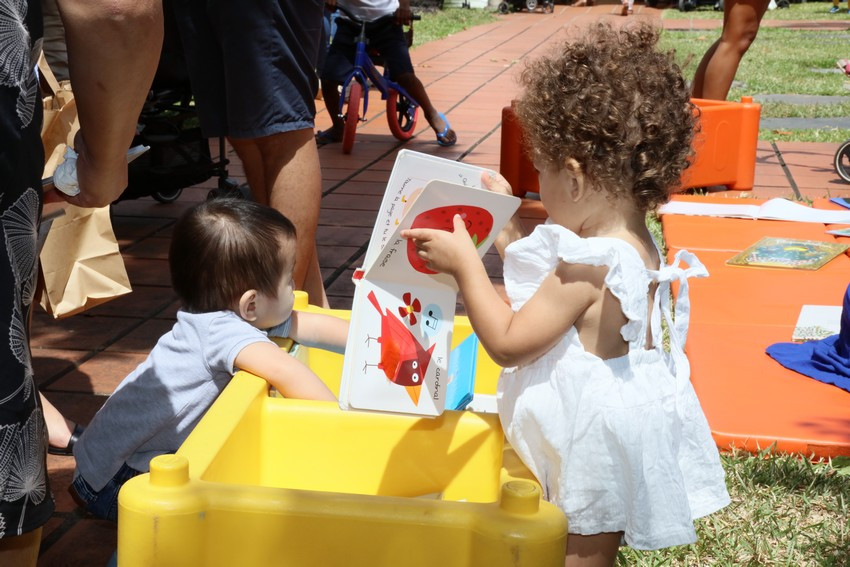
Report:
393,72,457,146
565,532,622,567
70,464,142,522
317,79,345,143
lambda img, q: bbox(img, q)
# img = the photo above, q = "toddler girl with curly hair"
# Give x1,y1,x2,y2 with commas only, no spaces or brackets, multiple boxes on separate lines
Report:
404,22,730,566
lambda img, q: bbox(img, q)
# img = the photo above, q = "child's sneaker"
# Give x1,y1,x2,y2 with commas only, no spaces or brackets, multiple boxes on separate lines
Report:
829,5,840,12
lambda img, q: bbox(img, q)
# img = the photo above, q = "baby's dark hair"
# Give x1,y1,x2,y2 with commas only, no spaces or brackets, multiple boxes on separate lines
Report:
169,198,297,313
515,22,696,212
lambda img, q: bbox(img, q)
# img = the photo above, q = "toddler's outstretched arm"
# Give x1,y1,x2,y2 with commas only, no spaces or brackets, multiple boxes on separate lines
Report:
290,312,349,355
403,216,596,367
235,342,337,402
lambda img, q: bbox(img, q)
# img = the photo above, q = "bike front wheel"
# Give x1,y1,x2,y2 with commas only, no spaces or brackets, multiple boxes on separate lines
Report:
835,139,850,184
386,89,419,142
342,81,363,154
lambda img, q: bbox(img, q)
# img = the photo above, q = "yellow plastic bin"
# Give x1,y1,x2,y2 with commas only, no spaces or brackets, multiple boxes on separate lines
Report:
117,293,567,566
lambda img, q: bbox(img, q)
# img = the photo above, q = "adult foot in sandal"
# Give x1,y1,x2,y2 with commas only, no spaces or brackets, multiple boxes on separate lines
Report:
48,422,85,456
315,127,343,145
431,112,457,147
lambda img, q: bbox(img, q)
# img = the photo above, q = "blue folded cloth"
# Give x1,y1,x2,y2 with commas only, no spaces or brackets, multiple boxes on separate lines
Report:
766,283,850,392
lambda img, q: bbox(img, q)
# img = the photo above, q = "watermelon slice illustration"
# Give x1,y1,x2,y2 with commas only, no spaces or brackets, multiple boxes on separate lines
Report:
407,206,494,274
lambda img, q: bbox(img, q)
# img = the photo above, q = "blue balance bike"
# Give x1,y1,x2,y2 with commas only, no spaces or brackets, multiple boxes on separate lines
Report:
330,5,421,154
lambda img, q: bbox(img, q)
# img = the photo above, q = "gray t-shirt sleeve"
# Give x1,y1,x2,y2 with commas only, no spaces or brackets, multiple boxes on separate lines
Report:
206,314,273,373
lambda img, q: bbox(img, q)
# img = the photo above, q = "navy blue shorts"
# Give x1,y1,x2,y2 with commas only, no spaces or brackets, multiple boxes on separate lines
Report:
320,16,414,84
172,0,323,139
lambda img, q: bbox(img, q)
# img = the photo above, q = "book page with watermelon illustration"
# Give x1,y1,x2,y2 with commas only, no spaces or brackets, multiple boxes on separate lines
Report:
362,150,501,272
339,173,520,417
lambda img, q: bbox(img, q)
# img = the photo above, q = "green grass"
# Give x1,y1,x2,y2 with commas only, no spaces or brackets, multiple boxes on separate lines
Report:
658,28,849,102
412,8,498,47
617,448,850,566
658,27,850,139
759,127,848,142
661,0,850,19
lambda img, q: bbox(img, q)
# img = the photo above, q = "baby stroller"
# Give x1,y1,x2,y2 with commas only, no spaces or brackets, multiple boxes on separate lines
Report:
498,0,554,13
118,0,238,204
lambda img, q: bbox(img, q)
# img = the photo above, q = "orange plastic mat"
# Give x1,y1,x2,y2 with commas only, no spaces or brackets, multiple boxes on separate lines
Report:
680,250,850,330
662,197,850,458
687,322,850,458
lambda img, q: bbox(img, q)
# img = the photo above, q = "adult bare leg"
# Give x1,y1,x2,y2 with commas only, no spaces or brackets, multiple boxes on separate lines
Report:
565,532,622,567
229,129,329,307
691,0,769,100
40,393,75,449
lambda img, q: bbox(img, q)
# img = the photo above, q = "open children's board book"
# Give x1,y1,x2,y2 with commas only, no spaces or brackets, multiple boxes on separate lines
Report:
339,150,520,416
659,198,850,224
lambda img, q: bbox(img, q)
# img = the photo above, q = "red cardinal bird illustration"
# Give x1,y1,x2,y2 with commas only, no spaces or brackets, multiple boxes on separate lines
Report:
366,290,435,404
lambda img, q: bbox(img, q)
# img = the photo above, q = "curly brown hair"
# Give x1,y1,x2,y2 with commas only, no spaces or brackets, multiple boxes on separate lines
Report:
514,21,697,212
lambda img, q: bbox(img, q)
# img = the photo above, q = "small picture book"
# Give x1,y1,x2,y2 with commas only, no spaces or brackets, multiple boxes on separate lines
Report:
830,197,850,210
445,333,479,411
792,305,842,342
826,226,850,237
726,237,849,270
660,197,850,224
339,150,520,416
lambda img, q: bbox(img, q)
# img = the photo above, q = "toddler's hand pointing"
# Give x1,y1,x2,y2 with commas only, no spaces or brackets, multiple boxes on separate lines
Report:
402,214,478,277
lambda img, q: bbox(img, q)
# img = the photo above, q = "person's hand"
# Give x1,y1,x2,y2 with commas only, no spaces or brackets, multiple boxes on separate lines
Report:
58,132,128,208
395,0,412,25
481,170,514,196
402,214,479,277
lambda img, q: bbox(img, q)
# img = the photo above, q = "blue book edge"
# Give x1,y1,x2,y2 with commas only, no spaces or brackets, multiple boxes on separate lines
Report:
445,333,478,411
830,197,850,210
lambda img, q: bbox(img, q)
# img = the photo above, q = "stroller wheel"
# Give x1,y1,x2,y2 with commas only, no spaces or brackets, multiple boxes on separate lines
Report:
526,0,538,10
835,140,850,184
152,187,182,204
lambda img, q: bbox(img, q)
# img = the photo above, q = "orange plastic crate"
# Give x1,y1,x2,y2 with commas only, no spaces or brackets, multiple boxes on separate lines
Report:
499,97,761,197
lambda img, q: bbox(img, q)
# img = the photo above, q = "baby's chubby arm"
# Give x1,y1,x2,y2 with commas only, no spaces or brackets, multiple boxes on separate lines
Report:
289,311,349,355
234,342,337,402
403,215,596,367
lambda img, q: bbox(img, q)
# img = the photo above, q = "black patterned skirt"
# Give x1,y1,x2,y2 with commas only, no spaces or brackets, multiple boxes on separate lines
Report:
0,0,56,535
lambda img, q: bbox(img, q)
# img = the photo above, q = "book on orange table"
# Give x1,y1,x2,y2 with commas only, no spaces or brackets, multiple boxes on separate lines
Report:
660,198,850,223
726,237,849,270
339,151,520,417
826,226,850,237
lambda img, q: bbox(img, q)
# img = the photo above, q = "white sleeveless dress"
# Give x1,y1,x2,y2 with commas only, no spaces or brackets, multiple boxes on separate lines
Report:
497,223,730,550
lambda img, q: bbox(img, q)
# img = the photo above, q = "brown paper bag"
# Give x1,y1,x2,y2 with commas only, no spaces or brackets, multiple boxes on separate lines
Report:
38,205,132,319
39,53,78,180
